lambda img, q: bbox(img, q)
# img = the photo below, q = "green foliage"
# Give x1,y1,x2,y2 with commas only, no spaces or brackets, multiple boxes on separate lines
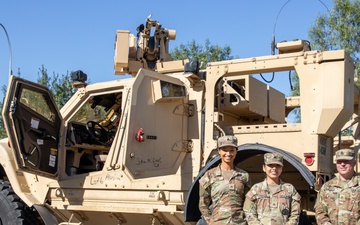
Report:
171,39,233,69
290,0,360,124
308,0,360,83
289,71,301,122
37,65,76,109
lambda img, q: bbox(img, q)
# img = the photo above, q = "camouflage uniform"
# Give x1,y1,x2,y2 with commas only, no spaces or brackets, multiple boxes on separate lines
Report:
243,179,301,225
243,153,301,225
314,148,360,225
199,164,251,225
314,174,360,225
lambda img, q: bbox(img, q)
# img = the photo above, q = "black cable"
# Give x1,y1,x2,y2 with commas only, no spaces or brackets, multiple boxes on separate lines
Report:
259,72,275,83
273,0,293,35
288,70,294,91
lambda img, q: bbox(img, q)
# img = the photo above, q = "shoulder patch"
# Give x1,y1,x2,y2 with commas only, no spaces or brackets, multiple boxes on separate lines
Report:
199,173,211,189
246,190,257,200
282,183,295,192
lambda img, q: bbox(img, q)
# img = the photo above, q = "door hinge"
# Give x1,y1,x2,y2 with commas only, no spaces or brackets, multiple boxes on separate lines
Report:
9,97,17,113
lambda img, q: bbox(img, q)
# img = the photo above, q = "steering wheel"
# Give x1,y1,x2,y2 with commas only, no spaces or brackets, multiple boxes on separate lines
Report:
86,121,110,145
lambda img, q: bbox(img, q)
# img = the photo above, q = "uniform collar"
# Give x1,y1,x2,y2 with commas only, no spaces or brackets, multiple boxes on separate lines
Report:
333,173,359,188
261,179,285,191
214,164,242,176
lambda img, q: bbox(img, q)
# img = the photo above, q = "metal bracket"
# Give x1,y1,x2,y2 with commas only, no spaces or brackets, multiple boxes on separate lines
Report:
9,97,17,113
111,212,127,224
172,140,193,153
150,212,167,225
173,103,194,117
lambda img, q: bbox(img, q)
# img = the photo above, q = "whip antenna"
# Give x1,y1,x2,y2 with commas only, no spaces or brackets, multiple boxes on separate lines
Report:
0,23,13,77
272,0,331,54
272,0,292,55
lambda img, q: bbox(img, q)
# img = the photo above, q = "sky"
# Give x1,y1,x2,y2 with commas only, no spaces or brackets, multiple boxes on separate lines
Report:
0,0,333,101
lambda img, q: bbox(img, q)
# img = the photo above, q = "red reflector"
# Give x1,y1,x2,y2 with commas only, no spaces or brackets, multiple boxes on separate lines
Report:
305,157,314,166
304,153,315,166
8,140,11,148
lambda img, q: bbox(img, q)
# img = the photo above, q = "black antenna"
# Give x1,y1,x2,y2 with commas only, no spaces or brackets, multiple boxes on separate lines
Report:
272,0,331,54
272,0,292,55
316,0,332,50
0,23,13,76
317,0,330,13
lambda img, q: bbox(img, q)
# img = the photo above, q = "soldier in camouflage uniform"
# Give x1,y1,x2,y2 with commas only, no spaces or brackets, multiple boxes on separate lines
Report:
243,153,301,225
198,135,251,225
314,148,360,224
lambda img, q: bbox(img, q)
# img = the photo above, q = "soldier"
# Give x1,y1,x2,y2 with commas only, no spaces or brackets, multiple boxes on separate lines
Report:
198,135,251,225
314,148,360,224
243,152,301,225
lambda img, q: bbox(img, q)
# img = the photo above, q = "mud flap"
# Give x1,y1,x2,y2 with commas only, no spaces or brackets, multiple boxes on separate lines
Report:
33,205,59,225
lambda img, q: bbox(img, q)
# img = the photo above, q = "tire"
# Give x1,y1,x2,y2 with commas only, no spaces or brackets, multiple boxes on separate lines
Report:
0,180,41,225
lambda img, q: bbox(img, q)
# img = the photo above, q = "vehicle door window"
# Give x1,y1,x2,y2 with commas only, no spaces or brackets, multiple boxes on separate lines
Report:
20,88,56,122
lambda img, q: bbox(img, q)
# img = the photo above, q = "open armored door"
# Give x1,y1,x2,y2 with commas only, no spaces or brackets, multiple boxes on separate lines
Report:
2,76,61,176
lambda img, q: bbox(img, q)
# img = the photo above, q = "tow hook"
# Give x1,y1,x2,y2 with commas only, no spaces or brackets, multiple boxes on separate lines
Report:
135,128,145,142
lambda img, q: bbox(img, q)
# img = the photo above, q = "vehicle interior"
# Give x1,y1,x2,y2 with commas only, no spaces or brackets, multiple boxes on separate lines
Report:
65,92,123,176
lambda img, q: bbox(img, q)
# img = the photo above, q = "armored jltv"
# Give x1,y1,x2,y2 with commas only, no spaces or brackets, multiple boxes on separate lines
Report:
0,17,358,224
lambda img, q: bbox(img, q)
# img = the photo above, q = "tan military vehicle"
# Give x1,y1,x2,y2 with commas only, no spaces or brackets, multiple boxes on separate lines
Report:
0,17,358,224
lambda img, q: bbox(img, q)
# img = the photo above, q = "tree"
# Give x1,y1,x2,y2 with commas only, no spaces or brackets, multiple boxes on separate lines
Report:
289,71,301,122
290,0,360,125
37,65,75,109
171,39,233,69
308,0,360,81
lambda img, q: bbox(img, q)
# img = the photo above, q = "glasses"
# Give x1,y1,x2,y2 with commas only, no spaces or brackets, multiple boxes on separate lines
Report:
266,164,282,168
336,160,353,164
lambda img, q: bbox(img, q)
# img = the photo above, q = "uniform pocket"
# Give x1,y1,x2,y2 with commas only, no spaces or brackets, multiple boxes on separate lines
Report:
232,178,245,195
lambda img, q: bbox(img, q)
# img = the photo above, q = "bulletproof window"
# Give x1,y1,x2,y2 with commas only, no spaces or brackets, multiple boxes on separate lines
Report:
20,88,56,122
